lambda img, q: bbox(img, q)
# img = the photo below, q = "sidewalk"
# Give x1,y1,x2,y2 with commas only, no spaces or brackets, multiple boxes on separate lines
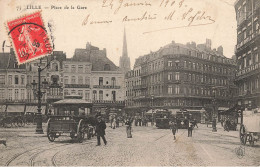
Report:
199,123,240,139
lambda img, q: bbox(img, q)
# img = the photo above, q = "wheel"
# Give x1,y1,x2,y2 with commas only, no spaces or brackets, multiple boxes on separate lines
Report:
77,119,85,143
240,124,247,145
46,118,55,142
70,132,76,139
47,132,55,142
248,133,254,146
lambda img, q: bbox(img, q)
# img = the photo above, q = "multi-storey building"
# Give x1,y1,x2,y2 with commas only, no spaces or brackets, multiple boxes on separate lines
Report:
0,43,125,116
125,39,237,121
0,49,29,113
234,0,260,108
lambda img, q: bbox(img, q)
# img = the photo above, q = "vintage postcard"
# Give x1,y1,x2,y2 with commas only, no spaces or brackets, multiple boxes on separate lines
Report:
0,0,259,166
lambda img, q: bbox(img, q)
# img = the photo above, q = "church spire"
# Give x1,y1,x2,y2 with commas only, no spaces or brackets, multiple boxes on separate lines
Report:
122,27,128,57
119,27,131,73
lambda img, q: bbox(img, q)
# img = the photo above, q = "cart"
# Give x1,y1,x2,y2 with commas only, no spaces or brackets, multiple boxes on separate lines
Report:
46,116,94,142
239,108,260,146
46,95,94,143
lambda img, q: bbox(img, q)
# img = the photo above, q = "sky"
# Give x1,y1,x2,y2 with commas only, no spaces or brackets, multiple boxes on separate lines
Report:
0,0,237,68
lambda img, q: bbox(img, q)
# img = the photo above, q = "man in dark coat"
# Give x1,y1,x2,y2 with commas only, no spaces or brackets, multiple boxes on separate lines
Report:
96,116,107,146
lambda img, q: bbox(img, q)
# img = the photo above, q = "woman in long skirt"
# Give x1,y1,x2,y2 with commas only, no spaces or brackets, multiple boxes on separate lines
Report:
125,119,132,138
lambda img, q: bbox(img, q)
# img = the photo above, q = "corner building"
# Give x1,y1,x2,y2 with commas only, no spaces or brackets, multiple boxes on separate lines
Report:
126,39,237,121
234,0,260,108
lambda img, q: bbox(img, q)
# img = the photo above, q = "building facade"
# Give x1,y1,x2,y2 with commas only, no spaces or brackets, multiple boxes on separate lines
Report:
125,39,237,121
0,43,125,115
234,0,260,109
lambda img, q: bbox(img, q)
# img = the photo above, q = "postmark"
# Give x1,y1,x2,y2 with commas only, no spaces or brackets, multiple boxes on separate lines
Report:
6,11,53,64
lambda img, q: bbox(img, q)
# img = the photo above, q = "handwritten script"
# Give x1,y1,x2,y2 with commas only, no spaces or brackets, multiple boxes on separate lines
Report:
82,0,216,34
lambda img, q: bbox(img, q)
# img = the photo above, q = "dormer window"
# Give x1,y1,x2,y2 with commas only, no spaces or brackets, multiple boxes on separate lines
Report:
104,64,110,71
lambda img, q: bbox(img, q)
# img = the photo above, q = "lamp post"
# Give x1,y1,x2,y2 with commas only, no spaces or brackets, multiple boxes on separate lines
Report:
31,61,48,134
212,89,217,132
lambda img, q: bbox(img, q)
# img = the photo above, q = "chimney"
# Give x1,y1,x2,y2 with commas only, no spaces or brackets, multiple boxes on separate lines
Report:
172,40,175,44
217,46,223,55
186,42,190,47
191,42,196,48
206,39,212,49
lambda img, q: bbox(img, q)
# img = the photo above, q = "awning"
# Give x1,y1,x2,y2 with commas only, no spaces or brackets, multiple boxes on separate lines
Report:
25,105,46,114
186,109,203,113
6,105,25,113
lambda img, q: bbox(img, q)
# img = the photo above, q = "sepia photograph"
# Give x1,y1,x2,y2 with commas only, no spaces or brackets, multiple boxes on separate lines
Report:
0,0,259,166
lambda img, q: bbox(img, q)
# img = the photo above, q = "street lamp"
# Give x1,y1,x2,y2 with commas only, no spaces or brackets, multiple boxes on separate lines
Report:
31,62,49,134
212,89,217,132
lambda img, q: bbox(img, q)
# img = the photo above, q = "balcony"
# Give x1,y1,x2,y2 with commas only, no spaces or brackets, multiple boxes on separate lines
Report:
236,62,260,77
46,93,63,100
236,30,260,52
93,85,120,89
0,99,47,104
65,84,90,88
237,14,246,25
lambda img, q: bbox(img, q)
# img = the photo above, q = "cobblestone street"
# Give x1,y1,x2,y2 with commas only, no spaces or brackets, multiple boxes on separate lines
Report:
0,123,259,166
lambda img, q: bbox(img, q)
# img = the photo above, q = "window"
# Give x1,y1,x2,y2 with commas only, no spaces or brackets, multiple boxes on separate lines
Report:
85,90,90,100
104,64,110,71
52,63,58,71
85,77,90,85
175,85,180,94
21,89,25,100
184,61,187,68
85,65,90,72
14,75,19,85
175,72,180,81
8,75,12,85
78,65,83,73
112,91,116,101
0,75,5,85
93,90,97,100
21,75,25,85
64,89,69,96
64,65,69,72
78,76,83,84
71,65,76,72
111,77,116,86
99,90,103,100
255,53,259,63
0,89,5,99
64,76,69,84
78,90,83,97
168,86,173,94
71,90,76,95
99,77,103,85
71,76,76,83
168,72,173,80
8,89,12,100
168,61,173,67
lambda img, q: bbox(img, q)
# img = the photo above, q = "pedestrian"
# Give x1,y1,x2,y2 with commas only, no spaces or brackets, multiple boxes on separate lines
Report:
95,116,107,146
112,117,116,129
188,120,193,137
125,118,132,138
170,121,177,140
116,117,119,128
193,119,198,128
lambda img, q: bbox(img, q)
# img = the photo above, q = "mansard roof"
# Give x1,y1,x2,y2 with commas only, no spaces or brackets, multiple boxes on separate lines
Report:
72,44,119,71
0,50,26,70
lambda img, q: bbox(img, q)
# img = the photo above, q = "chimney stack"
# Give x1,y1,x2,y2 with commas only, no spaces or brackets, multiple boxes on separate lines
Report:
217,46,223,55
206,39,212,50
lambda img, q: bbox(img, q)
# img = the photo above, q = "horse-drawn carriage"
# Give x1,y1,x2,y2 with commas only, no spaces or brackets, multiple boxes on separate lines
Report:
46,95,95,143
239,108,260,146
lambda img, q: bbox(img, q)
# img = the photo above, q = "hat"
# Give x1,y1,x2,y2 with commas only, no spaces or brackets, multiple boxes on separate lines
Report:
97,116,101,119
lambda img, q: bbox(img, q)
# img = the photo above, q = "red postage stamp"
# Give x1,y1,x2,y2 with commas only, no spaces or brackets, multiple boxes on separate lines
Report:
6,11,53,64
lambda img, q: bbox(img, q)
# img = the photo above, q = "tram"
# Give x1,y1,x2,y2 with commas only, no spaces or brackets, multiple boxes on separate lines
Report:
155,109,171,129
176,111,189,129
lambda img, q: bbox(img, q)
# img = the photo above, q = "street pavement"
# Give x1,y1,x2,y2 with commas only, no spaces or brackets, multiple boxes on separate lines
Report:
0,123,259,166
